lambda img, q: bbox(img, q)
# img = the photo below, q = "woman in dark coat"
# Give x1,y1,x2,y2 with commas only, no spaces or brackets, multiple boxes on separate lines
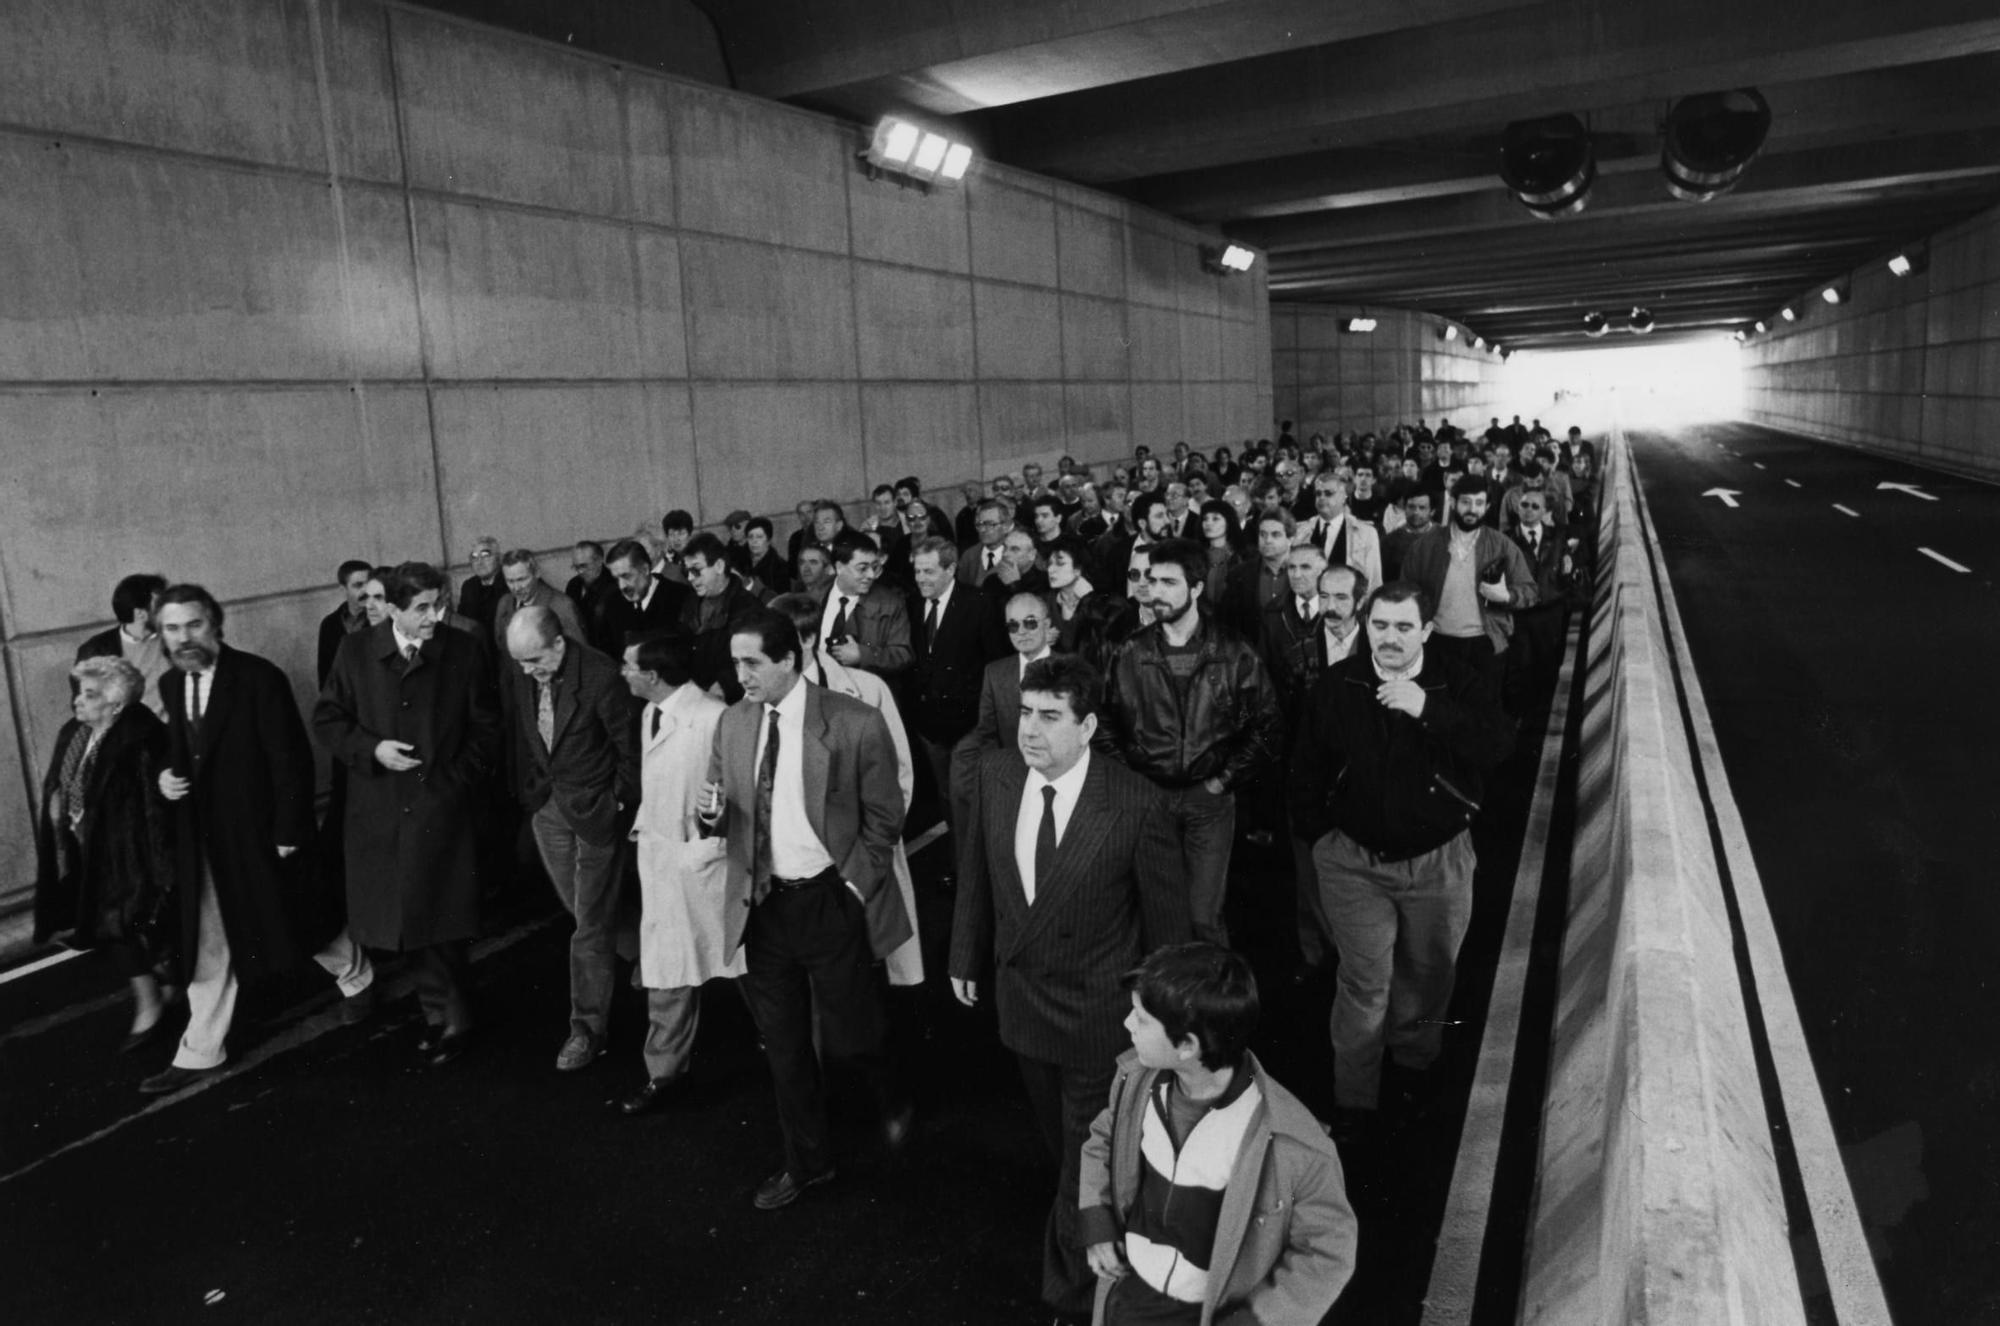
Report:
1046,537,1124,672
33,656,176,1050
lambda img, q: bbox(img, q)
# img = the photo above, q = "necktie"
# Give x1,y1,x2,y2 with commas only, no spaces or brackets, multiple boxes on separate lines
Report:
831,596,852,641
985,549,998,571
1526,527,1540,556
402,642,419,674
752,707,780,893
1033,784,1058,898
537,678,554,748
923,598,938,651
649,706,662,741
188,673,205,749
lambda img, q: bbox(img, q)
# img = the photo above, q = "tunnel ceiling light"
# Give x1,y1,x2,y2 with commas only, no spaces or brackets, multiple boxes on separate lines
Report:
1343,316,1378,333
1754,320,1768,334
1734,330,1749,342
1661,88,1771,202
1472,336,1486,349
860,116,975,191
1887,254,1912,277
1200,243,1258,276
1582,310,1609,337
1886,249,1926,278
1821,282,1848,305
1444,324,1458,341
1499,113,1596,219
1629,307,1655,335
1780,306,1797,321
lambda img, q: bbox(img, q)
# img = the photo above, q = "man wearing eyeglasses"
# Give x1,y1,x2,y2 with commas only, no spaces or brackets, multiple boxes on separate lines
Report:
458,536,506,631
951,590,1057,804
957,500,1013,588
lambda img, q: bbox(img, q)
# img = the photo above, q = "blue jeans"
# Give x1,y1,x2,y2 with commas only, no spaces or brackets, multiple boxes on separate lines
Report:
1158,783,1237,944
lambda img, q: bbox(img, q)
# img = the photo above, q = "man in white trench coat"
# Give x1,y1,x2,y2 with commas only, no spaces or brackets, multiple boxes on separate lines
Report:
617,631,741,1115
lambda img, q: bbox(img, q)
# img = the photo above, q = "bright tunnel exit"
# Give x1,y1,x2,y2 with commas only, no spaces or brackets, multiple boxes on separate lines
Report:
1509,335,1745,435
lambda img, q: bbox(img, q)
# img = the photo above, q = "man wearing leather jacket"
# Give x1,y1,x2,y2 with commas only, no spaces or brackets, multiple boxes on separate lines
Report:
1286,580,1513,1133
1100,539,1283,944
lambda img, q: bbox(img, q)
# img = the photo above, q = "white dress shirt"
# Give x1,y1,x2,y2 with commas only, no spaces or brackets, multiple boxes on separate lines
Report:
923,581,956,637
1016,645,1053,681
758,680,837,880
392,624,425,658
183,664,216,724
1013,749,1091,905
820,587,861,647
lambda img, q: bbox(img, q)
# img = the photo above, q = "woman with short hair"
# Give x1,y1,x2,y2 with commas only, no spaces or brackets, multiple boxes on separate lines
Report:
33,655,177,1050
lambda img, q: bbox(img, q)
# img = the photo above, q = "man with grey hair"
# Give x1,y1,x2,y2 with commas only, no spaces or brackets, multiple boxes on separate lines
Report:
459,535,505,630
503,606,639,1072
491,549,585,651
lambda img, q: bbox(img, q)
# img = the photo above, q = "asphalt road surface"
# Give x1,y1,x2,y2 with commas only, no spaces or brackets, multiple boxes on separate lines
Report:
1628,420,2000,1325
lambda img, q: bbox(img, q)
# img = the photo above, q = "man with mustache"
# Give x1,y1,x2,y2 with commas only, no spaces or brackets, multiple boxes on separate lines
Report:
1287,582,1513,1137
141,584,375,1093
1396,476,1536,691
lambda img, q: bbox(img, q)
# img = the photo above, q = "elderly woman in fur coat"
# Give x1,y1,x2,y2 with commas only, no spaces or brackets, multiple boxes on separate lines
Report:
33,655,177,1050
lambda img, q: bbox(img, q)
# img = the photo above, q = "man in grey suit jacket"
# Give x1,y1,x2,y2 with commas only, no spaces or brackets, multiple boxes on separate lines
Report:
813,531,912,679
949,654,1189,1317
700,607,910,1211
948,588,1054,811
503,606,638,1073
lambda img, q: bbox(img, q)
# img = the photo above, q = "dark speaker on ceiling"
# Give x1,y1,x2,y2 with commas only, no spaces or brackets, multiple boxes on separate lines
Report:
1583,311,1609,337
1499,114,1596,219
1661,89,1771,202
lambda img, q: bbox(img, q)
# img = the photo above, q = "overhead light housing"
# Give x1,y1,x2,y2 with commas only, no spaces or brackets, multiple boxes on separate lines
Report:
1886,249,1925,278
1661,88,1771,202
1499,113,1596,219
860,116,974,191
1629,307,1655,335
1754,320,1768,334
1342,316,1378,333
1583,310,1608,338
1472,336,1486,350
1780,306,1797,321
1444,324,1458,341
1822,282,1848,305
1200,243,1257,276
1734,330,1749,342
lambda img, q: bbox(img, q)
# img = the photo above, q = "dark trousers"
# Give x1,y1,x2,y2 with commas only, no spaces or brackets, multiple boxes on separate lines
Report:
410,941,472,1034
916,734,958,834
1018,1053,1117,1316
1158,783,1236,944
740,875,895,1178
1427,631,1499,688
1506,604,1567,710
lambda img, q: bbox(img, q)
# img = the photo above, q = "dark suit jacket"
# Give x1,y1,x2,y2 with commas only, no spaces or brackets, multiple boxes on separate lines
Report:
505,639,638,847
907,585,1007,744
678,581,764,702
1511,524,1572,607
814,582,913,676
706,681,909,960
314,622,500,950
950,653,1029,801
949,750,1189,1069
603,578,692,648
76,625,125,662
565,572,624,654
316,605,368,687
163,646,332,982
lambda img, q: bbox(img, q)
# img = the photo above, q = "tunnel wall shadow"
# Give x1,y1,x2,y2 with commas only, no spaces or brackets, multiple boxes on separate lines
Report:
1518,435,1805,1324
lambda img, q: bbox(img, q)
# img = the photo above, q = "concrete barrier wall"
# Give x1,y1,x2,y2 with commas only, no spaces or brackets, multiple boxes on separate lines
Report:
1740,200,2000,480
1520,436,1805,1324
0,0,1271,939
1268,302,1520,438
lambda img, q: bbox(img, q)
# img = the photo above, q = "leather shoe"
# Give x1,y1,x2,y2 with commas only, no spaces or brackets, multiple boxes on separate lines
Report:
752,1166,834,1210
139,1064,218,1095
618,1077,687,1116
119,1015,175,1055
337,983,379,1026
555,1031,600,1072
882,1102,916,1152
426,1030,472,1068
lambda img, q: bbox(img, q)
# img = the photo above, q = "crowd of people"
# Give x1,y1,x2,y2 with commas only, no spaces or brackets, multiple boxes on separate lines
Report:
31,412,1597,1325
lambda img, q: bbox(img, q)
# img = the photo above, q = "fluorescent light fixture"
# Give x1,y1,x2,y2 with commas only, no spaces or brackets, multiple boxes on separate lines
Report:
913,133,949,177
1734,330,1748,342
1343,317,1378,333
1472,336,1485,350
861,117,974,191
878,119,919,165
1887,253,1912,277
1754,320,1767,334
1219,244,1256,272
940,142,974,181
1821,285,1844,305
1780,306,1797,321
1444,325,1458,341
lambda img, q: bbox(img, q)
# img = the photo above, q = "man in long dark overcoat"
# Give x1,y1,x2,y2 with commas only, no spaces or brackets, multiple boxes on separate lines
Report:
140,584,376,1094
316,561,499,1066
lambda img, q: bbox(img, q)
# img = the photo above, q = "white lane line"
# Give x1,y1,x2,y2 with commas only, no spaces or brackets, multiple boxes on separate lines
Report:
0,948,84,986
0,913,556,1186
1918,547,1971,573
1420,616,1581,1326
1785,480,1802,489
1631,473,1895,1326
1834,504,1860,518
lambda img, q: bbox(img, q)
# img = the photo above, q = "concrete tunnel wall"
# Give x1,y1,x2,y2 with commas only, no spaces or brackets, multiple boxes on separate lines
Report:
0,0,1274,940
1740,200,2000,480
1269,302,1523,440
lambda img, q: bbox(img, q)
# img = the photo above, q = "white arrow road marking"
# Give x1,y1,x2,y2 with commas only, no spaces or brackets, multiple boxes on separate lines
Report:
1834,505,1860,517
1785,480,1802,488
1878,482,1937,500
1918,547,1970,573
1703,488,1741,508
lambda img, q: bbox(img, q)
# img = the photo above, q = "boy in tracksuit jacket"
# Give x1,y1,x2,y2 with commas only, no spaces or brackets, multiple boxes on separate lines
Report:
1078,943,1356,1325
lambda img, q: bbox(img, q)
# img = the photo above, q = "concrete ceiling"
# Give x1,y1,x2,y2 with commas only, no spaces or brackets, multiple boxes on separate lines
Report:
683,0,2000,349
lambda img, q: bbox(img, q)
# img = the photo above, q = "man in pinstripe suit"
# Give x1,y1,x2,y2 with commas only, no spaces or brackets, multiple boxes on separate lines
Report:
949,654,1190,1319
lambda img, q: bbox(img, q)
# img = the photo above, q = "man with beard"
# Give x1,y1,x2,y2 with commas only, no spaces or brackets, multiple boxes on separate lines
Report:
1289,582,1513,1134
143,585,375,1092
604,538,691,643
1101,541,1281,944
1398,478,1536,688
316,563,500,1067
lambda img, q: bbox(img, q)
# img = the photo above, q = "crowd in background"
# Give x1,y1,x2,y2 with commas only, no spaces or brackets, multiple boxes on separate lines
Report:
31,410,1598,1326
